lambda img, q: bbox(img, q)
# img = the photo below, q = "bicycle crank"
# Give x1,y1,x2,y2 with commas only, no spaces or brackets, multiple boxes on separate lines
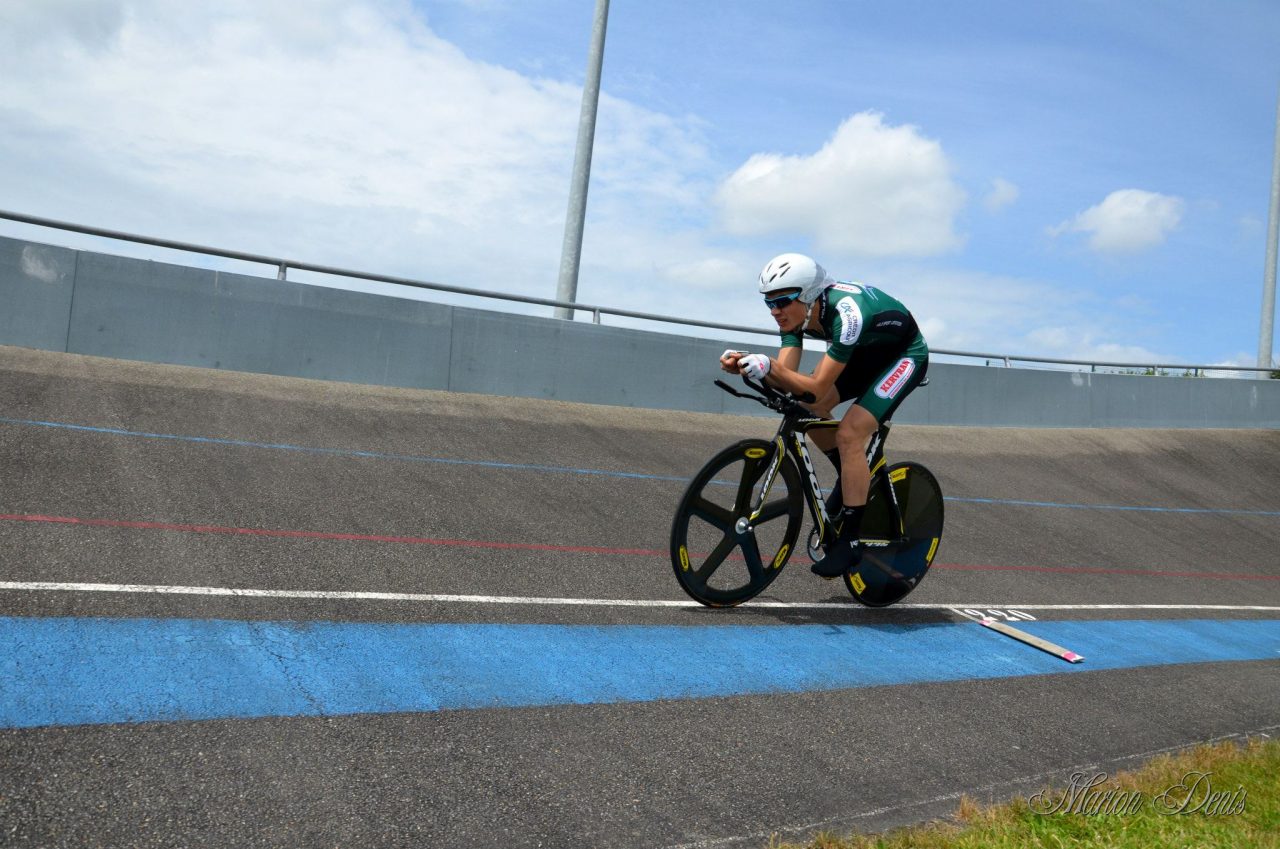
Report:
806,527,824,563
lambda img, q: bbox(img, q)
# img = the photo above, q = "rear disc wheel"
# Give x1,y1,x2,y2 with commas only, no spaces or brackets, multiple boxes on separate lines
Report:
845,461,944,607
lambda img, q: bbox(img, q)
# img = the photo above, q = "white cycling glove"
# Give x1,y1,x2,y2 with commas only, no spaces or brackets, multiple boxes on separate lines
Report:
738,353,771,380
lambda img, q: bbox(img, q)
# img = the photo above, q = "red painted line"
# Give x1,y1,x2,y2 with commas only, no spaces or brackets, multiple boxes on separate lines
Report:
0,513,665,557
3,512,1274,581
932,561,1280,581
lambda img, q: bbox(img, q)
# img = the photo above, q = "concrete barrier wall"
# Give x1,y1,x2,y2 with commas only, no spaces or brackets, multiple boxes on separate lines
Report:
3,234,1278,427
0,237,78,351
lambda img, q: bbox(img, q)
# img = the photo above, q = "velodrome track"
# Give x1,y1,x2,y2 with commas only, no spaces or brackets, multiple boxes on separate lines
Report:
1,344,1278,848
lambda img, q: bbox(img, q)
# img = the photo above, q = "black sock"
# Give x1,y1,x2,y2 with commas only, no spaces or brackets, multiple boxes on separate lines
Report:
825,478,843,514
838,505,865,541
823,447,843,475
823,449,844,514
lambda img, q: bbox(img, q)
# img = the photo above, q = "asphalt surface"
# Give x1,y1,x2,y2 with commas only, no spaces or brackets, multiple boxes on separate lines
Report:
1,344,1278,848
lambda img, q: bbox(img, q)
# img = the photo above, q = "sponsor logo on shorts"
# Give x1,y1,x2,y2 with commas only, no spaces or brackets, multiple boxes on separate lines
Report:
875,358,915,399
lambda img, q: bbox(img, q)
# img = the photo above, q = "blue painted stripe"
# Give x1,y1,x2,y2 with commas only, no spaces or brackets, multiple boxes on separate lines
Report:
1,616,1277,729
4,416,1276,517
0,416,688,483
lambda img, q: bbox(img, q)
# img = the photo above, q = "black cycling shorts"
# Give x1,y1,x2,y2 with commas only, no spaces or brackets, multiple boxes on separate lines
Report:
833,333,929,423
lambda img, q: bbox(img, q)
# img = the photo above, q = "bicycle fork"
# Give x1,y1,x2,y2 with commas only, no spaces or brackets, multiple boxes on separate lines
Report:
747,435,789,524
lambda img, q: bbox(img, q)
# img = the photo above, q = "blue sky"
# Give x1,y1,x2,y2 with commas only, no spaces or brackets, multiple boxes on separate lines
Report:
1,0,1278,369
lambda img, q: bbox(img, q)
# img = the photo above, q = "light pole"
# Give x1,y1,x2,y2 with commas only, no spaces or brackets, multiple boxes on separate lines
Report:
1260,86,1280,370
554,0,610,321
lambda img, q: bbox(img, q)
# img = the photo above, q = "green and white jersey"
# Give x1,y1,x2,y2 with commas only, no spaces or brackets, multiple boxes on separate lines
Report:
780,283,925,363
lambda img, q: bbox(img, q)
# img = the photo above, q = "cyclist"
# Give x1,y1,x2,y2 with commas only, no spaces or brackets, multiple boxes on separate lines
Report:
719,253,929,578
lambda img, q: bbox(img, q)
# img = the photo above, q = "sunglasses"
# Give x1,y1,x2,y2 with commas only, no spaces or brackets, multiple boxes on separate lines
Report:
763,291,802,309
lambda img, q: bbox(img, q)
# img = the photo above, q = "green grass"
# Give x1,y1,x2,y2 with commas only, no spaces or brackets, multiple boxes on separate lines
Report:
769,737,1280,849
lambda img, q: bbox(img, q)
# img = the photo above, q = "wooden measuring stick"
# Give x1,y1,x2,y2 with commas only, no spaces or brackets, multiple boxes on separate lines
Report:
978,616,1085,663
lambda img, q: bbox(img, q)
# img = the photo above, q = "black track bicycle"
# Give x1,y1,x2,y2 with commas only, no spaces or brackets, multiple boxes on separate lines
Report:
669,375,944,608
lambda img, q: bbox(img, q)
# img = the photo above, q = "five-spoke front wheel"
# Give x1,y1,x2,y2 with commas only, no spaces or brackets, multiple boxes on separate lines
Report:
669,439,804,607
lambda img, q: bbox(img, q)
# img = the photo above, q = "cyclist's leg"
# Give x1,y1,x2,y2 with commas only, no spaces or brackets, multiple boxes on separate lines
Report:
828,348,897,505
845,343,930,508
813,341,928,577
812,404,876,577
815,354,883,516
810,360,881,576
836,404,878,509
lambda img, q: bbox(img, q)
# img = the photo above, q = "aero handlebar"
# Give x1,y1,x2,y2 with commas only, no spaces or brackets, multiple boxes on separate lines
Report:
714,375,816,415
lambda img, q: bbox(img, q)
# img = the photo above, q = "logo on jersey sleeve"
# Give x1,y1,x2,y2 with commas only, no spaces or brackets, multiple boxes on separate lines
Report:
836,299,863,345
874,358,915,399
831,283,863,295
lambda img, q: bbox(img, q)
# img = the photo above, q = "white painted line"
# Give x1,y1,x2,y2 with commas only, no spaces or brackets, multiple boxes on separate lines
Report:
2,581,1280,612
938,603,1280,610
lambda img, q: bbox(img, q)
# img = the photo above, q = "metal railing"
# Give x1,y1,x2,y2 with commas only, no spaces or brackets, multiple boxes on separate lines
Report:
2,208,1275,377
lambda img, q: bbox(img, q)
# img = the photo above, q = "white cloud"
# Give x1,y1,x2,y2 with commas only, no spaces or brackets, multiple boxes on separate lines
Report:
0,0,126,54
658,256,747,291
1237,214,1265,241
1021,329,1166,366
983,177,1019,212
0,0,710,305
1051,189,1185,255
857,265,1171,366
713,112,966,258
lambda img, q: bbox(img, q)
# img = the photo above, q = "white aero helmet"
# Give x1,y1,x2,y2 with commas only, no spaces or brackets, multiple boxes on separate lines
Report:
757,253,832,304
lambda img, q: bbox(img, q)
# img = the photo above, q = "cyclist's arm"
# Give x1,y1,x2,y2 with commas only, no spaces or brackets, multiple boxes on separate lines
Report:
764,353,845,399
776,345,802,372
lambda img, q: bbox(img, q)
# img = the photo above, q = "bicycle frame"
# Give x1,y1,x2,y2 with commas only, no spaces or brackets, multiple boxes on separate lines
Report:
748,409,904,548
